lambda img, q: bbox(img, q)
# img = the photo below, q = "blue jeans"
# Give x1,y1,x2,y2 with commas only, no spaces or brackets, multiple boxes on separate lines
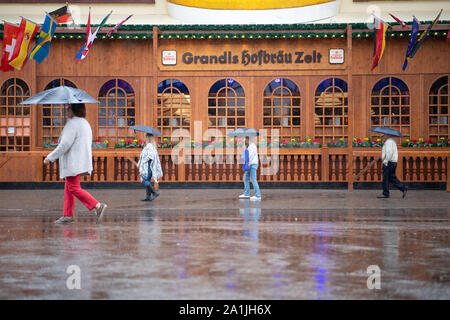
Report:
142,161,152,187
243,164,261,198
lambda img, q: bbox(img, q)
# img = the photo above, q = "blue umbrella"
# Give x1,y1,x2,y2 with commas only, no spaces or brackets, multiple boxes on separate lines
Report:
131,125,162,136
227,128,259,137
369,127,403,137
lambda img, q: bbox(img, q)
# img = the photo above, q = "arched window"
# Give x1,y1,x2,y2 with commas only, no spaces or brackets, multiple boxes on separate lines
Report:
42,78,77,143
263,78,301,139
429,75,448,140
157,79,190,139
98,79,135,143
370,77,410,138
0,78,31,151
314,78,348,143
208,79,245,133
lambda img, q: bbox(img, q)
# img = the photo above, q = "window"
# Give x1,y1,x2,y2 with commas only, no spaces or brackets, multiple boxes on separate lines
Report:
370,77,410,138
314,78,348,143
263,78,301,139
157,79,190,140
429,76,448,140
0,78,31,151
42,79,77,143
208,79,245,134
98,79,135,143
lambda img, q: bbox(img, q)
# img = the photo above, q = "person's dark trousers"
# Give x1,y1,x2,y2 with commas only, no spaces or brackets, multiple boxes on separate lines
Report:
142,160,159,201
382,161,406,197
141,161,153,201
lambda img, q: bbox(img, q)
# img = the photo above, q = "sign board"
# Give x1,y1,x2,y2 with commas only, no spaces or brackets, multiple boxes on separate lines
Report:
329,49,344,64
162,50,177,65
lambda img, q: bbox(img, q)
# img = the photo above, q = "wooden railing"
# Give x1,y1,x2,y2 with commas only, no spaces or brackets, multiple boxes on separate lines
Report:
0,148,449,190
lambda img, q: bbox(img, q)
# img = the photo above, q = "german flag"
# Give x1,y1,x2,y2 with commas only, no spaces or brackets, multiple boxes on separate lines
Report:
48,5,73,24
371,16,388,71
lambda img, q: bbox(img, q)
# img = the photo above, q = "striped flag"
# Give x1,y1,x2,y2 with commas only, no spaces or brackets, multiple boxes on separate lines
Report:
29,14,58,64
48,5,73,24
371,16,388,71
407,9,443,60
106,15,133,37
9,17,40,70
74,9,112,61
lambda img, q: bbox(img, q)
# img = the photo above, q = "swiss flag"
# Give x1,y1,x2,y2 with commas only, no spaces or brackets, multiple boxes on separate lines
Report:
1,22,20,72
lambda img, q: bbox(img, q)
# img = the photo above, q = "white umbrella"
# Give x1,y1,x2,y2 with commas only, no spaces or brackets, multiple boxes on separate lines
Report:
19,86,98,105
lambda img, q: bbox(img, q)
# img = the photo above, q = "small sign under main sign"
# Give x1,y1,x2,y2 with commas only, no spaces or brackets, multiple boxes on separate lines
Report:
162,50,177,65
329,49,344,64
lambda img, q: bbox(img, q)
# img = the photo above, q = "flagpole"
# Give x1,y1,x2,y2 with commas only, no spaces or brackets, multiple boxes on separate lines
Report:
44,12,59,25
19,16,42,27
371,14,391,28
2,20,19,26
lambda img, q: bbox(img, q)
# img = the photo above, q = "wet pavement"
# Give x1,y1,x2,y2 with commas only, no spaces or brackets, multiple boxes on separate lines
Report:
0,188,449,300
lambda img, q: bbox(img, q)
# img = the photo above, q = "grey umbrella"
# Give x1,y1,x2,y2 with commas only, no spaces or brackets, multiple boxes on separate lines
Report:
227,127,259,137
131,125,162,136
369,127,403,137
19,86,98,105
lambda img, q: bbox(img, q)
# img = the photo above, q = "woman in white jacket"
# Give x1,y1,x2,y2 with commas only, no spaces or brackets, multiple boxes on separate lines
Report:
138,133,163,201
44,103,107,224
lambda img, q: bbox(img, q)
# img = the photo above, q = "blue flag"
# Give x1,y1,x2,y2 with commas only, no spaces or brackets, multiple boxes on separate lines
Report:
402,16,420,71
29,14,57,64
403,9,442,71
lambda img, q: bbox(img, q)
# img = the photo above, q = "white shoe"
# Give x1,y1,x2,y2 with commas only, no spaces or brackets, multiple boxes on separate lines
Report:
239,194,250,199
250,196,261,201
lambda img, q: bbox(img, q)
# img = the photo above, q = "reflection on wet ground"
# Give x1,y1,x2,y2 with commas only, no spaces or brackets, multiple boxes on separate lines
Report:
0,189,449,299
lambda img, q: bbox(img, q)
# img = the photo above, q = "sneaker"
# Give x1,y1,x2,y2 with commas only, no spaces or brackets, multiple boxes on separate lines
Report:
95,203,107,224
402,186,408,199
239,194,250,199
54,216,74,224
250,196,261,201
377,194,389,198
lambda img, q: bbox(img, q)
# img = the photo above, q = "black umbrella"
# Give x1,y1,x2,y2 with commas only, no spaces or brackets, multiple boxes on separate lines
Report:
131,125,162,136
369,127,403,137
227,128,259,137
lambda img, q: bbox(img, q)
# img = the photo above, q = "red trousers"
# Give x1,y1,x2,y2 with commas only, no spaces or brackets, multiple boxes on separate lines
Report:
63,175,98,217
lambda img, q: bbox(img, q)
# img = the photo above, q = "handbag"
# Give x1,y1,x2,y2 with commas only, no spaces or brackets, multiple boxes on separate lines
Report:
242,149,250,172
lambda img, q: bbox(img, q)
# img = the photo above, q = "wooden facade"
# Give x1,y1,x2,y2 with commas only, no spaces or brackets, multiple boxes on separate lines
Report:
0,25,449,189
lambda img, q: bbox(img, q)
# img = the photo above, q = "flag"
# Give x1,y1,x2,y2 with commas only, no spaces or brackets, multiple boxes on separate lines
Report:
28,14,58,64
1,22,20,72
407,9,443,60
402,16,420,71
106,14,133,37
371,16,388,71
9,18,40,70
74,9,112,61
48,5,73,24
389,13,406,29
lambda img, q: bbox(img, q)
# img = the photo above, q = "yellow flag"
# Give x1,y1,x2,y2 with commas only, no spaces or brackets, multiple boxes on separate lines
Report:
9,18,40,70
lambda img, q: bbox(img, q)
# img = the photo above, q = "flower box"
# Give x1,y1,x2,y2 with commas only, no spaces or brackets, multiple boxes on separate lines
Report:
115,139,146,148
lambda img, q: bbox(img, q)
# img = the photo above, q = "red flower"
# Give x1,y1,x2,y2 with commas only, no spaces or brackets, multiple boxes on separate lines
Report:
357,138,362,143
313,139,320,143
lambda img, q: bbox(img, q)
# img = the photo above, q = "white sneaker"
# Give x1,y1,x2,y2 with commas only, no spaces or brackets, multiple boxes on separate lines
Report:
250,196,261,201
239,194,250,199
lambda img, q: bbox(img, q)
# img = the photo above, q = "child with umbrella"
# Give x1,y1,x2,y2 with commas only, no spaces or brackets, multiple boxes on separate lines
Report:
131,126,163,201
